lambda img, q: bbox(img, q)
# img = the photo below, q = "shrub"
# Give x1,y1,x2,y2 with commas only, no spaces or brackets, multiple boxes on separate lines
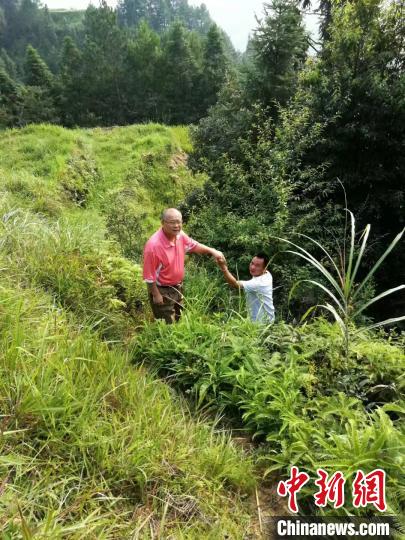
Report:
104,186,149,259
132,307,404,517
59,146,101,206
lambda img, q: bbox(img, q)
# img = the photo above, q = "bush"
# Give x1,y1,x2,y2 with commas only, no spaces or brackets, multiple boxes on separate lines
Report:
59,146,101,206
132,309,404,517
104,186,149,259
0,209,148,339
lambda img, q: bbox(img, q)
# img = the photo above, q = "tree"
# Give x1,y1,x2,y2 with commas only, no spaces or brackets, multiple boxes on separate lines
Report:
198,24,228,114
159,20,199,123
117,0,213,34
272,0,405,316
247,0,308,112
23,45,58,123
24,44,53,88
0,66,22,126
117,0,147,27
79,1,128,125
1,0,58,70
300,0,334,39
59,36,84,126
0,47,17,78
124,21,161,121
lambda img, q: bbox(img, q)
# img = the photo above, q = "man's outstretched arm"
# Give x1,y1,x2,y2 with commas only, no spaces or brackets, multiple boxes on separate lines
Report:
192,243,225,263
218,261,242,289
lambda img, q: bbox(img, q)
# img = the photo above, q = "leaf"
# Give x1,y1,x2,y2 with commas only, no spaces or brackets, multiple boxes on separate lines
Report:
350,223,370,289
359,315,405,332
318,303,346,335
344,209,356,296
353,285,405,318
353,228,404,301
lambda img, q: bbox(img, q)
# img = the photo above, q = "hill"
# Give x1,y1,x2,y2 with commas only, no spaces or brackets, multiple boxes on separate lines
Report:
1,122,403,535
0,123,258,537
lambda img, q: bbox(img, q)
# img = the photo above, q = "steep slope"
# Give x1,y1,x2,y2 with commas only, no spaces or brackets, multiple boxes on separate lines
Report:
0,123,257,537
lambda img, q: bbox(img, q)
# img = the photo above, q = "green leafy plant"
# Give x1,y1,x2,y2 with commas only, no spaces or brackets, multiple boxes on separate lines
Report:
277,210,405,359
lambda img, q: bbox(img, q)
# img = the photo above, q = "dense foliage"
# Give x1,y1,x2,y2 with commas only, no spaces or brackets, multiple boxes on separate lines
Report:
133,268,405,521
184,0,405,319
0,0,232,126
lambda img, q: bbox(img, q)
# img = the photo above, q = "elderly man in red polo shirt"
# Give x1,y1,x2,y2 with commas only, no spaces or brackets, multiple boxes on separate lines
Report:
143,208,225,323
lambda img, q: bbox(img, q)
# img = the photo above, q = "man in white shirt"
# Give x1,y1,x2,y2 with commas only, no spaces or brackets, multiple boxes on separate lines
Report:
218,252,275,323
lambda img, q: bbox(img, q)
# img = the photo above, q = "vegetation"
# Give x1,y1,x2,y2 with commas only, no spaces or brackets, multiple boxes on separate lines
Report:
0,0,404,534
0,0,232,127
0,279,255,538
0,123,258,536
133,270,405,520
279,209,405,360
185,0,405,318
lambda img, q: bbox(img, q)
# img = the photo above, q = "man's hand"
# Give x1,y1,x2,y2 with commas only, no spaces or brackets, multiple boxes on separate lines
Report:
211,249,226,264
152,291,164,305
217,258,227,270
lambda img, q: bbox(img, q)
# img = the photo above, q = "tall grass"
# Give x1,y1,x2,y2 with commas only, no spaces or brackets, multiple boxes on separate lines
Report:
0,280,256,538
0,123,260,536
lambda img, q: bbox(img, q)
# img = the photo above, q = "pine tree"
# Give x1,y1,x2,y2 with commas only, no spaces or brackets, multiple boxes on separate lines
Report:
0,47,16,78
159,20,199,123
0,66,21,126
80,1,127,124
125,20,161,121
59,36,83,126
199,24,227,114
248,0,308,111
23,44,58,124
117,0,147,27
24,44,53,88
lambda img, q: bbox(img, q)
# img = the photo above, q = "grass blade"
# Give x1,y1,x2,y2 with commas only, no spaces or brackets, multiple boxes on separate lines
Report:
344,209,356,296
353,285,405,318
350,224,370,288
357,315,405,332
353,228,404,301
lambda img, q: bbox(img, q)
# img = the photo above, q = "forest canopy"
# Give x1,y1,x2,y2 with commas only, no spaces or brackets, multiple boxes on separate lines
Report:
0,0,233,126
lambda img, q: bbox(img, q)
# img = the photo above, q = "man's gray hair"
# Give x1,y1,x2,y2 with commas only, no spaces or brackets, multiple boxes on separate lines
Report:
161,208,182,221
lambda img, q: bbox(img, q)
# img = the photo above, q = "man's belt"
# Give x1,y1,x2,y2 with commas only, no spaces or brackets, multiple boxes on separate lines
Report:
157,283,183,289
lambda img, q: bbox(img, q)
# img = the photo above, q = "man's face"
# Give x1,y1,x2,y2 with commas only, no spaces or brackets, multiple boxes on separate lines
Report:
249,256,266,277
162,211,183,237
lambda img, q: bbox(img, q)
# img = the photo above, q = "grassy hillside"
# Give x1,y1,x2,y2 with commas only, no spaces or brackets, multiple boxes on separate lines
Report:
1,123,403,536
0,124,257,538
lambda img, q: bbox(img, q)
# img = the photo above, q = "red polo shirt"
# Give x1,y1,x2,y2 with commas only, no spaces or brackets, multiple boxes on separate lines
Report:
143,228,199,286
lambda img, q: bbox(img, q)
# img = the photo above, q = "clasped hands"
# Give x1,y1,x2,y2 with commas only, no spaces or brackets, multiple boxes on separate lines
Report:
211,249,227,269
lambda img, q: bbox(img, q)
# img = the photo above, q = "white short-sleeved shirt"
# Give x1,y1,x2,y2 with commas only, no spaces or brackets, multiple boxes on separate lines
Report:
240,271,275,323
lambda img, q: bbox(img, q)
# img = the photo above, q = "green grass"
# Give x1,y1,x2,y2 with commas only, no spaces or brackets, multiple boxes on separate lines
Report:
0,123,258,536
0,123,203,337
0,123,203,234
0,280,256,538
